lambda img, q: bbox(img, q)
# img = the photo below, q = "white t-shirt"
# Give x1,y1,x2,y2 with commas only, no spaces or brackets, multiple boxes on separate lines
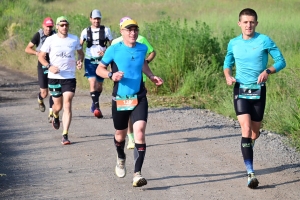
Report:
41,34,82,79
80,26,113,58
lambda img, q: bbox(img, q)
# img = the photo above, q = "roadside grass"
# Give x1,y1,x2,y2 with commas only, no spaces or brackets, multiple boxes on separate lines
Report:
1,0,300,150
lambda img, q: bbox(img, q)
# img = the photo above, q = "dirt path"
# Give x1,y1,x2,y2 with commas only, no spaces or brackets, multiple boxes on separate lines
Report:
0,65,299,199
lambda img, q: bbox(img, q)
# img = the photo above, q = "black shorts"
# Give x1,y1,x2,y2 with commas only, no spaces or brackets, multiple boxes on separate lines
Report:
233,82,266,122
37,63,49,89
112,96,148,130
48,78,76,98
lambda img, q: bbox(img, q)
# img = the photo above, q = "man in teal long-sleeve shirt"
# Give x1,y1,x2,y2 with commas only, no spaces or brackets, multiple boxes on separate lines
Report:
223,8,286,189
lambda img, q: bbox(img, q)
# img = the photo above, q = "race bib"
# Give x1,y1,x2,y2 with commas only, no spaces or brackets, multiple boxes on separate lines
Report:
116,95,138,111
238,83,261,99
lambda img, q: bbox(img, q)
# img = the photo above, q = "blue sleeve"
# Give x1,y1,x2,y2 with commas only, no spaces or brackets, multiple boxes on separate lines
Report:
100,45,114,66
223,40,235,70
264,37,286,72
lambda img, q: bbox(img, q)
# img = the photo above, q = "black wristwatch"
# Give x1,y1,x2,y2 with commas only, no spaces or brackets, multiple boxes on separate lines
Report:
265,69,271,75
46,64,51,69
108,72,113,79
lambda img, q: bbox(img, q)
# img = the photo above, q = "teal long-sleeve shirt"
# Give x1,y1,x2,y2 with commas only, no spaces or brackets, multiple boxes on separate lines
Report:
223,32,286,84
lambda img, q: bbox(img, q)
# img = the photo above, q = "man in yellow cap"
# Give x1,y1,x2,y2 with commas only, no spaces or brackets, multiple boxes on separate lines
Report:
96,19,163,187
111,16,156,150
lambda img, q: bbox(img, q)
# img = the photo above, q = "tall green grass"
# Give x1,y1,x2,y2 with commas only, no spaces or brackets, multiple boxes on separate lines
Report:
0,0,300,149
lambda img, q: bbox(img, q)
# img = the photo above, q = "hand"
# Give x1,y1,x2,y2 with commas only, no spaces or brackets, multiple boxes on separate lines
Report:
112,71,124,81
150,75,164,86
49,65,60,74
98,50,106,57
225,75,236,85
257,71,269,84
76,60,83,70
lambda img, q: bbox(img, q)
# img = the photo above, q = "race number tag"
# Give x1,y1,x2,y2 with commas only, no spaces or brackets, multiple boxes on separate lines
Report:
116,95,138,111
238,84,261,99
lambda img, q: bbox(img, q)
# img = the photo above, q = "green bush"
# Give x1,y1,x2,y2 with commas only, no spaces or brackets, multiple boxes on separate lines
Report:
140,18,226,95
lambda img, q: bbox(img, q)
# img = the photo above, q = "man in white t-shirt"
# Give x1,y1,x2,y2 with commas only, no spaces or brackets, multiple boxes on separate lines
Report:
38,16,84,145
80,9,113,118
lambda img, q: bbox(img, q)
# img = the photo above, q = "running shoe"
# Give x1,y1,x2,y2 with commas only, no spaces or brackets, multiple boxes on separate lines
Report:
115,156,126,178
52,116,60,130
127,138,135,149
38,100,46,112
61,134,71,145
132,171,147,187
94,108,103,118
90,103,95,113
48,114,53,123
247,172,259,189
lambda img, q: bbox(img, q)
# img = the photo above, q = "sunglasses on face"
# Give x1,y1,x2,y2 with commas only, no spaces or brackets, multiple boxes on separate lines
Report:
59,24,69,27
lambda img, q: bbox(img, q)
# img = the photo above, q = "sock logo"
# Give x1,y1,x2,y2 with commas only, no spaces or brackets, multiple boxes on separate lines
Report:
242,143,251,148
138,147,145,151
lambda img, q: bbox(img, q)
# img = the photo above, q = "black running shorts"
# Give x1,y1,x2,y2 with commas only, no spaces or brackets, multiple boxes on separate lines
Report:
233,82,266,122
48,78,76,98
112,96,148,130
37,63,49,89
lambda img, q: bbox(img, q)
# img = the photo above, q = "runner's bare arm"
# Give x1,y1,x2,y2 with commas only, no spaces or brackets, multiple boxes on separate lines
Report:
223,68,236,85
142,60,163,86
76,49,85,70
38,51,48,67
25,42,38,56
146,50,156,63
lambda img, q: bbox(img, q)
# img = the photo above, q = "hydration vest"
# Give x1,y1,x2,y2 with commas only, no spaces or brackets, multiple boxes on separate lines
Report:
86,25,108,48
36,29,56,51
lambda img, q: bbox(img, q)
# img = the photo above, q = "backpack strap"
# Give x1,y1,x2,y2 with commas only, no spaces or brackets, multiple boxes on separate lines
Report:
99,25,108,47
86,26,93,48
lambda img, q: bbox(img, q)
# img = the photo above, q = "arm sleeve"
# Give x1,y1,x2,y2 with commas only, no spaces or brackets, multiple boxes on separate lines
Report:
223,40,235,70
141,37,154,54
264,37,286,72
31,32,40,46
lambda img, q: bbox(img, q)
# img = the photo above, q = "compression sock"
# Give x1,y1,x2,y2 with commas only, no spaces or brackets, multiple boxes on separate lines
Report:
90,91,101,108
49,96,54,111
114,137,126,159
241,137,254,174
134,143,146,173
53,113,59,118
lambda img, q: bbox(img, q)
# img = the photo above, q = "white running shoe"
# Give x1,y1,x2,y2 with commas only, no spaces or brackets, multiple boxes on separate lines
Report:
115,156,126,178
132,172,147,187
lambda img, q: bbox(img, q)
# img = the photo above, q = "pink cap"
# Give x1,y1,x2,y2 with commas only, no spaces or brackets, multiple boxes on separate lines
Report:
43,17,54,26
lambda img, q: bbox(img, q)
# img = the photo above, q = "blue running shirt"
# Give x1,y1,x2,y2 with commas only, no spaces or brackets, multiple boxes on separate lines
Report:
101,42,148,96
223,32,286,84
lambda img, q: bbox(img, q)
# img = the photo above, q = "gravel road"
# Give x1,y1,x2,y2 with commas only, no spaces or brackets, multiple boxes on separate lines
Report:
0,65,299,200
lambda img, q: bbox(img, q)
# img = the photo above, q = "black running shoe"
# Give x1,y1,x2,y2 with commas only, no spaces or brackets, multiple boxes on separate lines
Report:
52,116,60,130
61,134,71,145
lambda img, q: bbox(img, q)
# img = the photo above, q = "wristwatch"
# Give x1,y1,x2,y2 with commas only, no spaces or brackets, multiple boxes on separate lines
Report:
265,69,271,74
108,72,113,79
46,63,51,69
